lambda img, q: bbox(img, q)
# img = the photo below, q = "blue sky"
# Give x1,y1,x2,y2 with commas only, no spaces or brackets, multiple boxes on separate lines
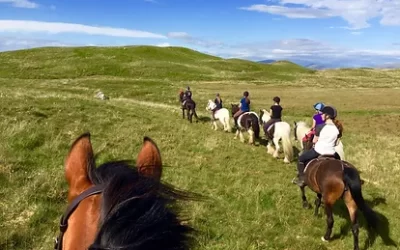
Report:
1,0,400,67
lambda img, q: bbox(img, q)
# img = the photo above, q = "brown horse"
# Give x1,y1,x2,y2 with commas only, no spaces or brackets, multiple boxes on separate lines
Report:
54,132,198,250
179,91,198,123
299,156,378,250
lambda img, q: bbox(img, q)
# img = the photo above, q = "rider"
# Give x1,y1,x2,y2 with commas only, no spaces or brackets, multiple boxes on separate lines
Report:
302,102,325,143
263,96,283,139
181,86,192,106
292,106,343,187
184,86,192,100
233,91,250,128
211,93,223,120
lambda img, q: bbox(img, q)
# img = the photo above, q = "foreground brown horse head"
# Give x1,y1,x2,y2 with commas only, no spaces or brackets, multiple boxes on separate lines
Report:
56,132,196,250
299,157,378,250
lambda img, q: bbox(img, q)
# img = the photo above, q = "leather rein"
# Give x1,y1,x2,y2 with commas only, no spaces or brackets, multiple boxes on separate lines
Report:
54,184,105,250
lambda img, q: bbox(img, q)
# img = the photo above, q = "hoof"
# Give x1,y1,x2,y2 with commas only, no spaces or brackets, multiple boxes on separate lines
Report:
303,202,311,209
321,236,329,242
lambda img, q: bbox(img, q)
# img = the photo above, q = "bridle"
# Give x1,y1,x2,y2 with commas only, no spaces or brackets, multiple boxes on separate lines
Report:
54,184,105,250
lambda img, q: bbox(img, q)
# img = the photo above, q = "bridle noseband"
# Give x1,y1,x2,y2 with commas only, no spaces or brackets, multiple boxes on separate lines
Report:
54,185,104,250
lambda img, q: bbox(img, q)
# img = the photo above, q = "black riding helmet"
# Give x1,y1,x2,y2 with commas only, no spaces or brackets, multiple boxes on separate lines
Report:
321,106,337,119
273,96,280,103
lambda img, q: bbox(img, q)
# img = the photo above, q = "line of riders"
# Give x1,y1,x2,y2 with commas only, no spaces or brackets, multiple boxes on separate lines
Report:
179,86,344,187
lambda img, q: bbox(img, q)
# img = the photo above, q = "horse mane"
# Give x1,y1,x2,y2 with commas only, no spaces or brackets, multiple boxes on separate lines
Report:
87,160,197,250
295,121,309,128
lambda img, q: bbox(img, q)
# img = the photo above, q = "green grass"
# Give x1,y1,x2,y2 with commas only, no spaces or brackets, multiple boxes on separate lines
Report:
0,46,400,250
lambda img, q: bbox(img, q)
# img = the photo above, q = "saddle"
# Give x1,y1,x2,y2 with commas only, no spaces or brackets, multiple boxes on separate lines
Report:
304,155,338,172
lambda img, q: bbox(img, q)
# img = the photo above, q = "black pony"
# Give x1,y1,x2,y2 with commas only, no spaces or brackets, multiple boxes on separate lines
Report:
179,92,199,123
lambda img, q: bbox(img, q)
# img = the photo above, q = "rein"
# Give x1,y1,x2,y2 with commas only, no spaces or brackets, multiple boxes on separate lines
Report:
54,184,105,250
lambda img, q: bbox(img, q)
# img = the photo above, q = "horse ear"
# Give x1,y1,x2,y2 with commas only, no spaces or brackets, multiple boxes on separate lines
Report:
64,132,94,202
136,137,162,181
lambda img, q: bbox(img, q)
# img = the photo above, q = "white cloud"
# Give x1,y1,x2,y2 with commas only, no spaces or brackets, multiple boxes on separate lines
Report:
198,38,400,68
167,32,224,48
240,0,400,30
0,36,71,51
156,42,171,47
0,0,38,8
0,20,167,39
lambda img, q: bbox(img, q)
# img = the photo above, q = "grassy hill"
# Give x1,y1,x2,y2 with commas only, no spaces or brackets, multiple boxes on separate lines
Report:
1,46,400,250
0,46,314,81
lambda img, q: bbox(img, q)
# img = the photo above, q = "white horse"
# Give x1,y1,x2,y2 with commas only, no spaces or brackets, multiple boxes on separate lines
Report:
293,121,345,160
259,109,293,163
205,100,232,132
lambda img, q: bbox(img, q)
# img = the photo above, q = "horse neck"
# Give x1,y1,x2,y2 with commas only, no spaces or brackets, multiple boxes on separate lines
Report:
297,124,310,137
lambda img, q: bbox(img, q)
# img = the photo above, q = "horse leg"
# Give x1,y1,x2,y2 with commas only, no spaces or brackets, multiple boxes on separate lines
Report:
213,120,218,130
314,193,322,216
272,137,280,159
248,128,254,145
239,130,245,143
300,186,311,209
188,109,192,123
343,191,360,250
182,108,185,119
266,140,274,155
321,202,334,242
234,128,239,140
196,112,199,123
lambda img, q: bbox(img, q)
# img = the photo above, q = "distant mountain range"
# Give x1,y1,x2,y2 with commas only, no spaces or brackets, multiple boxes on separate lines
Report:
258,59,400,70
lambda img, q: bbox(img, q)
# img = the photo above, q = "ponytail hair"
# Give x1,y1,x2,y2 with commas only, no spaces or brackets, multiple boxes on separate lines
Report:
333,119,343,138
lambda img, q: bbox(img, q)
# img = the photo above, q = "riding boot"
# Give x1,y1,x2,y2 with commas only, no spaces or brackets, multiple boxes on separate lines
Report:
292,162,306,186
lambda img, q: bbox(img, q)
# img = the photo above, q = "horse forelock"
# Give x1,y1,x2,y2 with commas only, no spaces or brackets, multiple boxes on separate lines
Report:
88,161,197,249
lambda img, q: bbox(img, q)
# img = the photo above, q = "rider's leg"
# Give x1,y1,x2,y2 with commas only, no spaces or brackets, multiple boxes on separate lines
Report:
233,110,243,127
293,148,320,186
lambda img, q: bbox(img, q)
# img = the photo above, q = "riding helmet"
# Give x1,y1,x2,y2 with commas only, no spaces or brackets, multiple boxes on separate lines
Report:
321,106,337,119
243,91,249,97
313,102,325,111
273,96,280,103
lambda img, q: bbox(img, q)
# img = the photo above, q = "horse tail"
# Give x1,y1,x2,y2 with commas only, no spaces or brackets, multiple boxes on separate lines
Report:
251,115,260,139
281,132,293,162
343,167,378,230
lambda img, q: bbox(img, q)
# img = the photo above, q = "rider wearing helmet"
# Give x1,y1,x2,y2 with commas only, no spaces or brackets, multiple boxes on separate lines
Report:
302,102,325,143
184,86,192,100
293,105,342,186
312,102,325,128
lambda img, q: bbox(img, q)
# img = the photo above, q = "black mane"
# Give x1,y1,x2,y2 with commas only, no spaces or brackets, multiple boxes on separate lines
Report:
87,160,197,250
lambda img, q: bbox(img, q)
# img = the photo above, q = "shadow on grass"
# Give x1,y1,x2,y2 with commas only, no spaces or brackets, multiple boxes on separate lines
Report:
314,197,397,250
197,116,212,123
